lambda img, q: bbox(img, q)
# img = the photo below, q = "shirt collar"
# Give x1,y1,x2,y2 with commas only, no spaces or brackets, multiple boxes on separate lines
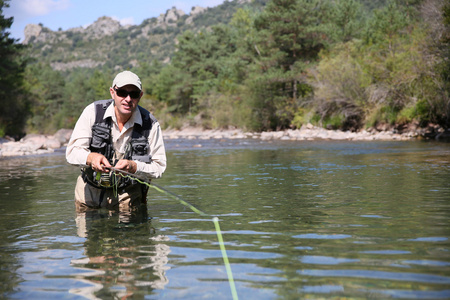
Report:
104,101,143,127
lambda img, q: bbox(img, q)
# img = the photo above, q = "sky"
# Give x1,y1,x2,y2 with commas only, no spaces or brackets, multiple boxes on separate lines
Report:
4,0,225,42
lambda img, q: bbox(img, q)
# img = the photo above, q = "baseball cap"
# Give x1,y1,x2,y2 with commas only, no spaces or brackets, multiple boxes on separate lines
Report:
112,71,142,90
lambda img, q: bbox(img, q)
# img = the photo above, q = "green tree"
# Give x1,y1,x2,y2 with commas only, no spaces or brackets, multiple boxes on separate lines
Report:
331,0,365,42
153,63,194,113
364,0,410,50
249,0,332,130
134,60,164,96
228,8,260,83
61,68,112,129
441,1,450,126
0,0,29,137
155,26,238,114
24,63,65,133
311,0,450,131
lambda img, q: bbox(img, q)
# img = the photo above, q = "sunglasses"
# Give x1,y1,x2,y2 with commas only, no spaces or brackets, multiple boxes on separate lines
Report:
114,88,141,99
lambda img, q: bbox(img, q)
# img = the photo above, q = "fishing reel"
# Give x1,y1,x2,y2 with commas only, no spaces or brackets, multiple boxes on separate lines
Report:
94,168,128,189
98,172,112,187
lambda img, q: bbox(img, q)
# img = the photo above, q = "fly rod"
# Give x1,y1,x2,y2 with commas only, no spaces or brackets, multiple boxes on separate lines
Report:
105,166,208,217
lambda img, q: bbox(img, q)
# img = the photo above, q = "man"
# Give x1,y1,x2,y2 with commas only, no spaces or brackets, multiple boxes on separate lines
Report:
66,70,166,211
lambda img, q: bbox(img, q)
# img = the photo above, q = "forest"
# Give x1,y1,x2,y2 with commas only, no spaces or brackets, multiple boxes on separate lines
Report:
0,0,449,138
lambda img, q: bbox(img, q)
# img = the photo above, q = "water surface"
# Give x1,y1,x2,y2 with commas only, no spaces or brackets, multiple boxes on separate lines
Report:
0,139,449,299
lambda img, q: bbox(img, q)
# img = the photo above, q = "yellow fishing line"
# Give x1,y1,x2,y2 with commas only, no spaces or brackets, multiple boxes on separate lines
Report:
213,217,239,300
110,169,238,299
149,183,208,217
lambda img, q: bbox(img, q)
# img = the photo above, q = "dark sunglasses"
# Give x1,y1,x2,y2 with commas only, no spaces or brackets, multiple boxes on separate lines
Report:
114,88,141,99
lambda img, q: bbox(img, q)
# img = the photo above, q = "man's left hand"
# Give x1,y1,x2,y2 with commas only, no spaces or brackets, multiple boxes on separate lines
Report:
115,159,137,174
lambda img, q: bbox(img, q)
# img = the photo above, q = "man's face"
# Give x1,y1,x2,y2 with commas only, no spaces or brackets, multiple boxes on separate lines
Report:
110,84,142,120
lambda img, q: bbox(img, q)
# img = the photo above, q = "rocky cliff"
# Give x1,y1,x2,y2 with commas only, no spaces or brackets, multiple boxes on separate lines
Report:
24,6,203,45
22,6,209,71
22,1,257,71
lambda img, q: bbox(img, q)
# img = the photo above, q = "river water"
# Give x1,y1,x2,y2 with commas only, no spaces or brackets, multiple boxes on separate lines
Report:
0,139,449,299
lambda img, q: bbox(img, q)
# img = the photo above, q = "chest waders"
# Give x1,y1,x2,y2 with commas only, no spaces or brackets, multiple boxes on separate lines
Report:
81,99,157,205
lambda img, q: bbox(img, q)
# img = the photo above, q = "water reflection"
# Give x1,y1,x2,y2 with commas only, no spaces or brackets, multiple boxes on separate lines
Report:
71,206,171,299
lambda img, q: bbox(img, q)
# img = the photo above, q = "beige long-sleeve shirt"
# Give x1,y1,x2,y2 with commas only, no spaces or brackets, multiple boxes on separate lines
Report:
66,101,166,180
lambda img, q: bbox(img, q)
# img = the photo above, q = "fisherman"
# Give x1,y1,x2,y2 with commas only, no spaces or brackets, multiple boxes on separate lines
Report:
66,70,167,211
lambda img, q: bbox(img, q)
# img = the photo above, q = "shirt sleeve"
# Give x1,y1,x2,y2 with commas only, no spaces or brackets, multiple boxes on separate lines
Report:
65,103,96,166
134,122,167,179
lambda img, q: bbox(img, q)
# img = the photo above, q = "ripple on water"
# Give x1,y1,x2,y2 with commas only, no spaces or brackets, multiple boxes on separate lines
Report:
293,233,352,240
298,269,450,284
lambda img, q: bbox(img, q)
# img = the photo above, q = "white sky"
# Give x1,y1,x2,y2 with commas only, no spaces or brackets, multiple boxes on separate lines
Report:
4,0,225,41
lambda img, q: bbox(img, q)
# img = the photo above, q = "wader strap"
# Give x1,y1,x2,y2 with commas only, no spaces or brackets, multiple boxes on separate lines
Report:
141,184,149,204
99,189,106,207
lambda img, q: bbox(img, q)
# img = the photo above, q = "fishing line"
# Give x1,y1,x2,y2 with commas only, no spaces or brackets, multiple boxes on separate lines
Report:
104,166,239,299
213,217,238,300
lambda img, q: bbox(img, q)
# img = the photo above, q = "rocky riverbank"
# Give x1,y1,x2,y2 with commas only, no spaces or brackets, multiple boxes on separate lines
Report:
0,124,448,158
162,123,449,141
0,129,73,157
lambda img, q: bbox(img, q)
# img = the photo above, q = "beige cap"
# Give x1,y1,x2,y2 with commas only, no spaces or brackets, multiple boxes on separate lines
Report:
112,71,142,90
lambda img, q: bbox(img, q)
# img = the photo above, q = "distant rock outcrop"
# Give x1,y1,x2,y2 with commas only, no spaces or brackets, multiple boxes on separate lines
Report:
157,7,186,26
84,16,121,39
50,59,105,71
23,24,42,44
24,16,121,44
23,23,62,44
186,6,206,25
23,6,205,45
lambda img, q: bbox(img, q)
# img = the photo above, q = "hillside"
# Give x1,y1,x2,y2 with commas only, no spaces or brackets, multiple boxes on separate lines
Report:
22,0,390,72
23,0,261,72
9,0,449,138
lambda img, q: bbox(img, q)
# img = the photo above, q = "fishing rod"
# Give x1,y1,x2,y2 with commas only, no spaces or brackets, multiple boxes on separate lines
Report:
80,165,239,299
105,166,208,217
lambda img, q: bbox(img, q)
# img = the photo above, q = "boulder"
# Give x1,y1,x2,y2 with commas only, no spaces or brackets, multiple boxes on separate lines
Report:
0,133,65,157
21,134,46,149
436,129,450,141
44,137,61,149
54,129,73,145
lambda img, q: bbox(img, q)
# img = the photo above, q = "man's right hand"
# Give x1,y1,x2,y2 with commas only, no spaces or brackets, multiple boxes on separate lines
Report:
86,153,111,172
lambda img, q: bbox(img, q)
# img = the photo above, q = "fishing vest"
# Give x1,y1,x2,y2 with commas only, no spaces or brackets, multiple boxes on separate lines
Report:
82,99,157,189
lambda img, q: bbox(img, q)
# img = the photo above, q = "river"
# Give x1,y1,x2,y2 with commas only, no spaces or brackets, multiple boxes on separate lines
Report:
0,139,449,299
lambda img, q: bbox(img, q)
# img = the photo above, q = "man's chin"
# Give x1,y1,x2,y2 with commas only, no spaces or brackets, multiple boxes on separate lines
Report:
121,107,133,114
